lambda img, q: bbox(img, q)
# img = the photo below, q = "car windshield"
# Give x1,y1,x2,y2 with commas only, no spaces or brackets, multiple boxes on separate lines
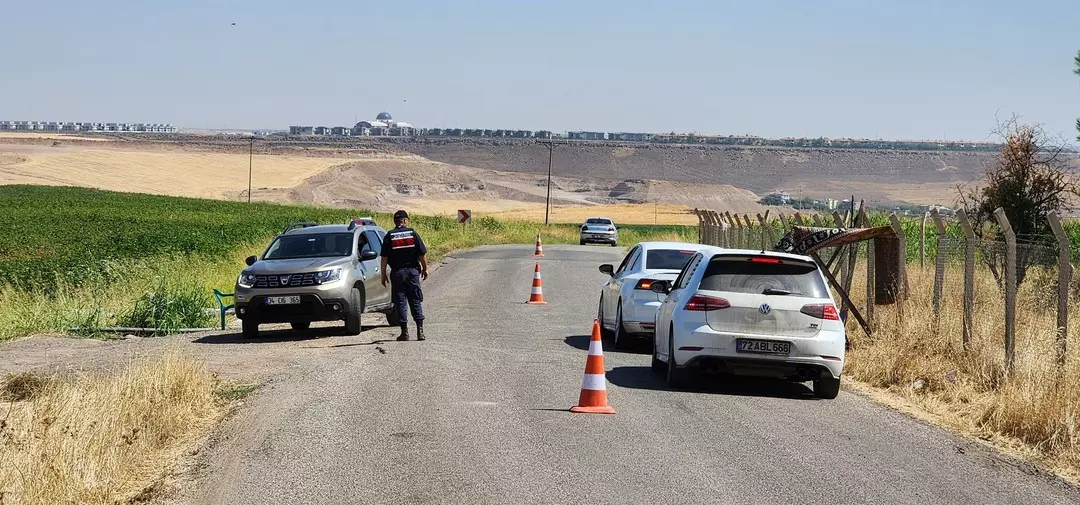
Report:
698,256,829,298
645,249,697,271
585,218,612,225
263,233,354,260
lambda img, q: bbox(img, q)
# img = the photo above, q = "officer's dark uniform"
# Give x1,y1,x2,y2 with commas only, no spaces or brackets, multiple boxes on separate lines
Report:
381,211,428,340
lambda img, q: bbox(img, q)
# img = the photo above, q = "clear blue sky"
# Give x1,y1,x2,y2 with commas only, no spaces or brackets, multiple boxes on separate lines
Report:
4,0,1079,141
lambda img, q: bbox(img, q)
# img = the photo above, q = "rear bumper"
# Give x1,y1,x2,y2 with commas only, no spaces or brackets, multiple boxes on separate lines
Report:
580,232,617,243
622,300,662,335
235,294,351,324
671,325,845,379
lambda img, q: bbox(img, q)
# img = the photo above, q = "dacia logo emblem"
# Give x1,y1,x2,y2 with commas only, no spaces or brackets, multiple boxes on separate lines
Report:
279,275,291,284
759,303,771,315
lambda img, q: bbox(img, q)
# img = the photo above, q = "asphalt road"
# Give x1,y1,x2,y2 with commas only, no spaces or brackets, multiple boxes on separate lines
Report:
190,245,1080,505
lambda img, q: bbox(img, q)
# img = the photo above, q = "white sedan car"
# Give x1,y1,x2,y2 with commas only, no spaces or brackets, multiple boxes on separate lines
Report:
650,246,846,399
597,241,713,350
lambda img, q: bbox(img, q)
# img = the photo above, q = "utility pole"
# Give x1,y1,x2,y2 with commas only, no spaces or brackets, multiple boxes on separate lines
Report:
247,137,255,204
538,139,559,225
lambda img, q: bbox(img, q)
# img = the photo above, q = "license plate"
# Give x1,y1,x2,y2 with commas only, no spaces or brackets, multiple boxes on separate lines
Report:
266,296,301,305
736,339,791,355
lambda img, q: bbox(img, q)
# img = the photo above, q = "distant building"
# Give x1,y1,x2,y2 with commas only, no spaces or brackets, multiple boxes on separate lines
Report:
289,126,314,135
567,131,606,141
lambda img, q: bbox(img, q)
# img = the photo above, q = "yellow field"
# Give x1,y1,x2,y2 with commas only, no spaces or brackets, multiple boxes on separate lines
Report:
487,202,699,225
0,146,350,200
0,132,113,142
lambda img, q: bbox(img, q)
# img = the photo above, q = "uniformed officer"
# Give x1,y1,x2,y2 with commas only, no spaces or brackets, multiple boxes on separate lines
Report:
380,210,429,341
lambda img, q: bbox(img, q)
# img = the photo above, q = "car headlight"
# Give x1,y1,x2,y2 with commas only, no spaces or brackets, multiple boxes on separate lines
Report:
315,269,342,284
238,273,258,288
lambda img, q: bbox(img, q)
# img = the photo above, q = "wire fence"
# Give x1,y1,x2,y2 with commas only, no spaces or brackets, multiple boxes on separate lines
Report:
694,207,1075,373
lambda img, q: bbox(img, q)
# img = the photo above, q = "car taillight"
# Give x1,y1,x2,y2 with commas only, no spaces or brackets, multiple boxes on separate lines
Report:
684,294,730,311
635,278,660,290
801,303,840,320
749,257,781,264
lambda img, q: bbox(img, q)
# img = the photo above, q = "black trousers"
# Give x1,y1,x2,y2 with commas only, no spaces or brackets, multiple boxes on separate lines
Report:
390,267,424,326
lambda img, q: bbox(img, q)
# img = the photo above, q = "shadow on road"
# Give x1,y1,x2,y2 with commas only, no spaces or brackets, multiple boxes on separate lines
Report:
606,365,817,400
193,325,383,345
563,334,652,354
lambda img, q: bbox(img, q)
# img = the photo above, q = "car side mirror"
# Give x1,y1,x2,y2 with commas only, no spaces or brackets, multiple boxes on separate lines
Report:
360,250,378,261
650,280,671,294
599,264,614,276
245,255,258,266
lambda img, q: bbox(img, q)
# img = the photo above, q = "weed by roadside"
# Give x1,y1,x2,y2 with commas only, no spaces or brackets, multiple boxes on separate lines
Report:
1,371,53,402
0,346,225,505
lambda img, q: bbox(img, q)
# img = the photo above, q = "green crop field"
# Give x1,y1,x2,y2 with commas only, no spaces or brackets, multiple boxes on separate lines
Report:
0,186,696,341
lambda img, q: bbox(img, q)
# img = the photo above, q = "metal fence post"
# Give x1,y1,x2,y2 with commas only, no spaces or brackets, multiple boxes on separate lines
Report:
931,209,947,329
956,209,975,350
1047,212,1072,365
992,207,1017,374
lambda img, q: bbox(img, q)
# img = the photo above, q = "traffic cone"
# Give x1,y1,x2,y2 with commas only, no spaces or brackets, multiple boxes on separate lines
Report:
534,233,544,256
527,262,547,304
571,319,616,414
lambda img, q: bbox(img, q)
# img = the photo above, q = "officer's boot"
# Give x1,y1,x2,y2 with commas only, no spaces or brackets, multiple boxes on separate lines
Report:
396,325,409,341
416,322,426,341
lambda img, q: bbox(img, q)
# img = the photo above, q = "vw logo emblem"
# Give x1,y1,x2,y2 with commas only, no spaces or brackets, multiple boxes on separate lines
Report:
279,275,291,284
759,303,771,315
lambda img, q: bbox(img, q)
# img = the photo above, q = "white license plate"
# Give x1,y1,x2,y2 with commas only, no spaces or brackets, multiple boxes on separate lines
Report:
736,339,791,355
266,296,301,305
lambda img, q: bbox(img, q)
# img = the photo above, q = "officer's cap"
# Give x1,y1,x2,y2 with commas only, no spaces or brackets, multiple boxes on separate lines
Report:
393,210,409,220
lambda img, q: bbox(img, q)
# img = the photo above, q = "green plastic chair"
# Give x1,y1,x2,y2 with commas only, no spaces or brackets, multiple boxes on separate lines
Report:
213,289,235,330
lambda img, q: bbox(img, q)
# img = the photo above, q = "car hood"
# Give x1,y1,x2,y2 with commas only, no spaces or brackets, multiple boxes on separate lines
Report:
245,256,353,274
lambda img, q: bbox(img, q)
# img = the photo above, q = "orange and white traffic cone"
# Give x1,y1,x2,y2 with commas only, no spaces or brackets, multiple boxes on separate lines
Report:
571,319,616,414
534,233,544,257
526,262,547,304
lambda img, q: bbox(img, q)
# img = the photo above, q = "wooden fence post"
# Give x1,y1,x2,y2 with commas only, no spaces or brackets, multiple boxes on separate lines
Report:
757,213,774,250
793,212,805,226
888,213,908,300
920,211,928,268
1047,212,1072,365
727,212,741,249
831,211,851,295
956,209,975,350
694,209,703,244
720,212,731,248
865,216,875,327
778,212,790,231
930,209,947,329
812,214,824,227
709,211,720,246
742,214,754,249
992,207,1017,374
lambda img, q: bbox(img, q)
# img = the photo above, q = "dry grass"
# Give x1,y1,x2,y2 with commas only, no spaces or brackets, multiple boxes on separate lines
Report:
0,346,225,504
844,261,1080,480
0,146,349,200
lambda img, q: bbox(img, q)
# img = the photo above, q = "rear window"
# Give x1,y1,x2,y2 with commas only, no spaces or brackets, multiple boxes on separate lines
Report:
645,249,696,271
585,218,612,225
699,256,828,298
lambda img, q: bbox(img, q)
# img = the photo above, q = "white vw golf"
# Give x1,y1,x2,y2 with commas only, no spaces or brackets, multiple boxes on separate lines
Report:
597,242,712,350
650,246,846,399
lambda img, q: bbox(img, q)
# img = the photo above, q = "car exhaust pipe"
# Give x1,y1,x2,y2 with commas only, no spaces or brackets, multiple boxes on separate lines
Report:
795,367,812,380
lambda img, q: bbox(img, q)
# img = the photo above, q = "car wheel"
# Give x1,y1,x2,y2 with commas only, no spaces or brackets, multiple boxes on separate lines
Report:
612,303,628,351
814,375,841,400
610,242,617,247
241,319,259,339
651,337,666,373
666,328,687,389
344,287,363,335
290,322,310,331
580,239,586,246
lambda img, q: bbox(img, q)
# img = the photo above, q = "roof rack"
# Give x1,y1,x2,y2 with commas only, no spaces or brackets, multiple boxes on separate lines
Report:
281,222,319,234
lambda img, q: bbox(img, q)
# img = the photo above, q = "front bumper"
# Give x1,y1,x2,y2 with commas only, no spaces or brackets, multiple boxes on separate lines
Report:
235,293,352,324
671,325,845,379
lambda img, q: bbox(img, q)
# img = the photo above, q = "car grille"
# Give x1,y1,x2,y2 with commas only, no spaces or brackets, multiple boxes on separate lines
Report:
253,273,317,288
